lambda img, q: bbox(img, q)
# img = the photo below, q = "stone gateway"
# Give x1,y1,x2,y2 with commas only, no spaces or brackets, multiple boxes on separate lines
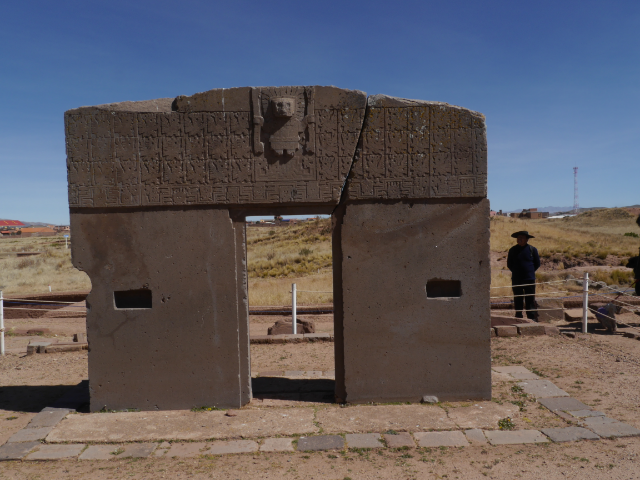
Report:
65,86,490,411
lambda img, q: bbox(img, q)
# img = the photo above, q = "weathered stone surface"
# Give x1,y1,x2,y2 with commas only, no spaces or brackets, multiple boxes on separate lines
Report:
26,410,69,429
26,444,85,460
383,432,415,448
494,326,518,337
565,308,594,322
268,319,315,335
0,442,40,461
207,440,258,455
585,421,640,438
298,435,345,451
45,344,84,353
8,427,53,443
414,431,469,447
73,333,87,342
484,430,548,445
79,445,124,460
347,95,487,201
260,438,295,452
316,405,455,434
516,324,546,336
303,333,332,342
447,402,519,430
422,396,439,404
581,416,620,426
538,397,591,413
518,380,568,398
491,315,535,327
335,200,490,403
66,86,366,208
165,443,210,458
536,298,564,322
492,366,539,380
464,429,488,444
46,408,317,442
71,209,249,411
544,325,560,335
345,433,384,449
568,410,605,418
541,427,600,442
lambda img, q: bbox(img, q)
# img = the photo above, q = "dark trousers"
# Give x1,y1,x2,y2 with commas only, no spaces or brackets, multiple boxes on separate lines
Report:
512,284,537,320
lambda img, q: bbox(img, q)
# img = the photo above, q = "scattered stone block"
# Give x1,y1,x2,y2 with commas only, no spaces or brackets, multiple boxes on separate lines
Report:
297,435,345,451
260,438,295,452
45,344,84,353
568,410,604,418
484,430,548,445
383,432,415,448
517,324,546,336
536,298,564,322
491,315,534,327
250,336,272,344
166,443,210,458
623,332,640,339
464,429,488,445
303,333,332,342
492,366,539,380
207,440,258,455
586,421,640,438
541,427,600,442
538,397,590,412
268,319,315,335
73,333,87,342
544,325,560,335
26,410,69,428
495,326,518,337
518,380,568,398
26,444,85,460
565,308,594,322
7,427,54,443
346,433,383,449
26,341,51,355
562,332,576,339
421,396,439,404
0,442,40,461
414,431,469,447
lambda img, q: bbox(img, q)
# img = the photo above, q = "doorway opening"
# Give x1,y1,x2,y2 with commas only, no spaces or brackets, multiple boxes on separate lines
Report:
244,213,336,404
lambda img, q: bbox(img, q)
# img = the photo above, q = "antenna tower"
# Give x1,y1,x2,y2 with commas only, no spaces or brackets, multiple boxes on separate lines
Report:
573,167,579,215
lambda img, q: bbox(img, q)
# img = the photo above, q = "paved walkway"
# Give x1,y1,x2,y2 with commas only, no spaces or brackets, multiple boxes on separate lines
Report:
1,366,639,461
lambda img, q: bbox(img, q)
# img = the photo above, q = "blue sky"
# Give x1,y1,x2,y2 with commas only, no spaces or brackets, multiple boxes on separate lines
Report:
1,0,638,224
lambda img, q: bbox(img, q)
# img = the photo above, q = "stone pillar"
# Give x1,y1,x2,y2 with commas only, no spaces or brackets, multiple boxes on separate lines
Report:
70,208,248,411
334,199,491,403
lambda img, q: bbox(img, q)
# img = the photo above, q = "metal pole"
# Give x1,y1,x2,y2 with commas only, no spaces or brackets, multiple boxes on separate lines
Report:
582,272,589,334
0,290,5,356
292,283,297,335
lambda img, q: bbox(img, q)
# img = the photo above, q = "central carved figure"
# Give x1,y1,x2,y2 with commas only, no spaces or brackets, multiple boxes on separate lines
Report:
269,97,300,156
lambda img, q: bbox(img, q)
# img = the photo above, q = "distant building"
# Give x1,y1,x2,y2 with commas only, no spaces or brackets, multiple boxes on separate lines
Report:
0,220,25,228
514,208,549,219
54,225,70,233
20,227,57,237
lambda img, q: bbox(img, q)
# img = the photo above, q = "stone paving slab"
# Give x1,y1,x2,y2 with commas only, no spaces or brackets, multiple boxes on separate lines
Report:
492,366,539,380
260,438,295,452
383,432,415,448
518,380,568,398
346,433,384,449
491,371,513,384
484,430,548,445
165,443,210,458
46,408,318,442
79,445,123,460
316,405,455,434
120,443,157,458
26,410,70,429
581,416,619,426
585,422,640,438
464,429,488,445
447,402,519,430
297,435,344,451
541,427,600,442
494,325,518,337
8,426,54,443
207,440,258,455
25,444,85,460
414,431,469,448
0,442,40,461
79,444,156,460
538,397,590,412
568,410,604,418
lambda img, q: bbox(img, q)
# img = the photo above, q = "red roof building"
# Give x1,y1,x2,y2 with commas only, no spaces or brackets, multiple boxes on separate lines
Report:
0,220,25,227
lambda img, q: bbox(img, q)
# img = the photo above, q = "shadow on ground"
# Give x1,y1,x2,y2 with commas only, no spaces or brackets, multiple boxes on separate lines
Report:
252,377,335,403
0,381,89,413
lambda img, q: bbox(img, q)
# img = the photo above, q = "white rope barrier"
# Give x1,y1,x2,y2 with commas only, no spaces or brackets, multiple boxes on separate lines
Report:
2,297,81,305
490,279,567,289
490,291,569,300
3,306,86,312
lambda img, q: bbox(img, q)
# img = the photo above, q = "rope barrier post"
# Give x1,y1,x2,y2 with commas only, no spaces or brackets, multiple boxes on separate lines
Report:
582,272,589,334
0,290,4,356
292,283,297,335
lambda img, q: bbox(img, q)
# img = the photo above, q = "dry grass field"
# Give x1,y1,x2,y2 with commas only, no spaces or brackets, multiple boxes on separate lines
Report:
1,208,638,303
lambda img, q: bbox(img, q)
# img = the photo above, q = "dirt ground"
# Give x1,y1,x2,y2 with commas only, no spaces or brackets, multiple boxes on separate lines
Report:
2,316,640,479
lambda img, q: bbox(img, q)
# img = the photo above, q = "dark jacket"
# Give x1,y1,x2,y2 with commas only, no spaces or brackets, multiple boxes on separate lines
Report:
507,244,541,284
628,256,639,278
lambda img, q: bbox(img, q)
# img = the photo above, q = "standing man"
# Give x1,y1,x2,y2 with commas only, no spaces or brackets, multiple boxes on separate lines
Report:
507,231,541,320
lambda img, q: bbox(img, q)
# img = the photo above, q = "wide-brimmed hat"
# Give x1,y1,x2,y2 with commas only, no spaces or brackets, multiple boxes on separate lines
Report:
511,231,535,239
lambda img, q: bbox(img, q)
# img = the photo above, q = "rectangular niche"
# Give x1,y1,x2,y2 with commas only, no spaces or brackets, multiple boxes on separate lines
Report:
426,279,461,299
114,289,152,309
